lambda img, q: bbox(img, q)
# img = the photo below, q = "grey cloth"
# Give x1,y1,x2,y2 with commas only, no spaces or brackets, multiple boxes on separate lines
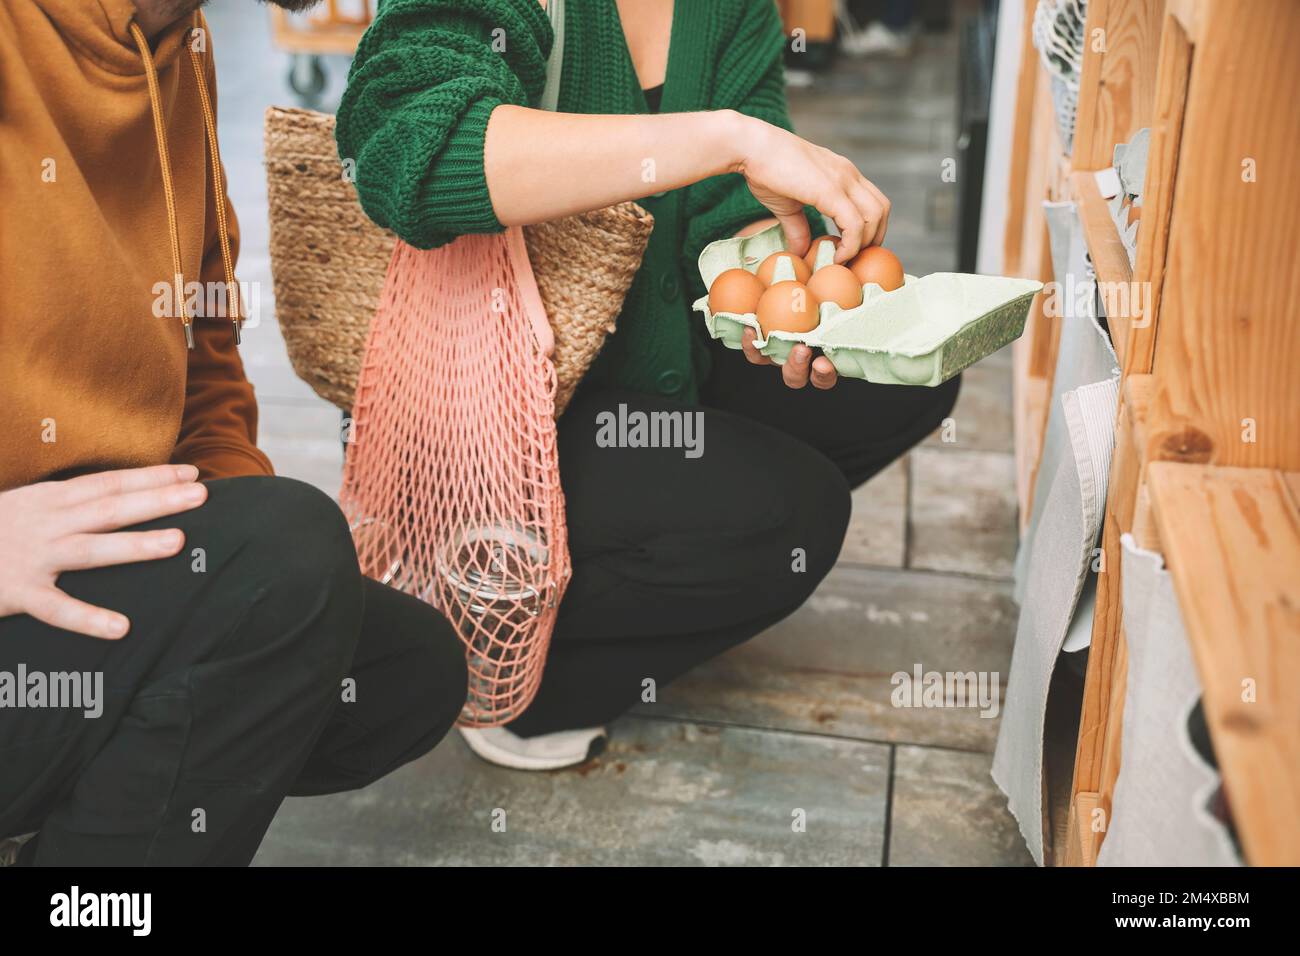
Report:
994,199,1120,864
993,378,1117,863
1013,201,1119,601
1096,536,1240,866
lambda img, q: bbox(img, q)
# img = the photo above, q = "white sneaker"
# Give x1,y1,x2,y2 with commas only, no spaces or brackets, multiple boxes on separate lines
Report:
841,22,915,57
458,725,607,771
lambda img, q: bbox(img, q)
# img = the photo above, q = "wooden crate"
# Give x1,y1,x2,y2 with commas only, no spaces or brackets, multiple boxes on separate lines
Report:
1005,0,1300,865
270,1,371,57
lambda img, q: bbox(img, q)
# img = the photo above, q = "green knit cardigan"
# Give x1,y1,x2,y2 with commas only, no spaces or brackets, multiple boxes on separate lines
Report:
336,0,819,401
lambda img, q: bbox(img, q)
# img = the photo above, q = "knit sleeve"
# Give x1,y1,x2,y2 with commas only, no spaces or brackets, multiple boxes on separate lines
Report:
679,0,824,297
335,0,552,249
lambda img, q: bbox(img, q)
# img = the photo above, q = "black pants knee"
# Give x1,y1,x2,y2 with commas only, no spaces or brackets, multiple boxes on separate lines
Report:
508,347,958,737
0,476,466,866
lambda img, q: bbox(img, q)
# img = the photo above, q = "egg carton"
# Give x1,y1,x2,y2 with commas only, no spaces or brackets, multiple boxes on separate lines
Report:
693,225,1044,387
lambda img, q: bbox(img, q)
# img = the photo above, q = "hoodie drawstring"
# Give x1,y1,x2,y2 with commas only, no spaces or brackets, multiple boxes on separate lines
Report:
186,29,242,346
128,18,241,349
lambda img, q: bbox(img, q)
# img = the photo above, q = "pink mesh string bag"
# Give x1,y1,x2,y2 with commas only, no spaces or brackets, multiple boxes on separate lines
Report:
339,227,571,727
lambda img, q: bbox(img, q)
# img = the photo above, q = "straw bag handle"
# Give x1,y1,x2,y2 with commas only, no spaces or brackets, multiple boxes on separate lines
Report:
539,0,564,112
506,0,565,356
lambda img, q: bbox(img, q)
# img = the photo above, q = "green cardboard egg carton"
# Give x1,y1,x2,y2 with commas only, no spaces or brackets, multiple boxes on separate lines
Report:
693,225,1043,386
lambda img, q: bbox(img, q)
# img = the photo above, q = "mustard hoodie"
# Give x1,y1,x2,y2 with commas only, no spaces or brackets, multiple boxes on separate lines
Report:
0,0,273,490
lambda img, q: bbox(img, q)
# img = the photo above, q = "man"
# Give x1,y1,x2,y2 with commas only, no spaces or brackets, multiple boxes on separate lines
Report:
0,0,467,865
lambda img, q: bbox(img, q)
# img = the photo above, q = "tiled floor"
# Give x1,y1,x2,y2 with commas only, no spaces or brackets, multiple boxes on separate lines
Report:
204,4,1030,866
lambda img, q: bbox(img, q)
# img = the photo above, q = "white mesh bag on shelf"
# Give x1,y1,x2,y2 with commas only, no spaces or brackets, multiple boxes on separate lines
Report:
1032,0,1088,152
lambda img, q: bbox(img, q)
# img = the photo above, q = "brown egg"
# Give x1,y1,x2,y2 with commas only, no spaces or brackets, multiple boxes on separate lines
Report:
807,263,864,310
848,246,905,292
804,236,841,271
708,268,765,315
756,280,820,335
756,252,812,286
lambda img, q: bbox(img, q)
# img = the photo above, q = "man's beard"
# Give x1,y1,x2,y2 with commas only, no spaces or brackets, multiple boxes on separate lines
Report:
141,0,322,23
262,0,324,11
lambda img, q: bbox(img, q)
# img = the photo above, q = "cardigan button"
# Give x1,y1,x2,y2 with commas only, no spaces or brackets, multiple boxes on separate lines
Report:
656,369,685,394
658,272,679,302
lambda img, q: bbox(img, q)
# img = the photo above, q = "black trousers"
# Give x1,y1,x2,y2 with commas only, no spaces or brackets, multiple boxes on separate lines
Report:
506,340,960,736
0,477,468,866
1,347,955,863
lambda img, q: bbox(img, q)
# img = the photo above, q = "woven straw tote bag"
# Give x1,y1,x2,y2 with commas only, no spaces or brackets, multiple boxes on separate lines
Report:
264,106,652,414
264,0,652,414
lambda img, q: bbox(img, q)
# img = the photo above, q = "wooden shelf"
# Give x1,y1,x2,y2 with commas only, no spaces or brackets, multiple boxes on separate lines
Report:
1065,791,1101,866
1071,171,1133,290
1146,462,1300,866
1071,0,1167,170
270,7,369,56
1071,170,1134,366
1009,0,1300,867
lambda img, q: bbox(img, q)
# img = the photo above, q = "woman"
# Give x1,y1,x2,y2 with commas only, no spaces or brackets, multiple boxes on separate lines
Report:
337,0,958,769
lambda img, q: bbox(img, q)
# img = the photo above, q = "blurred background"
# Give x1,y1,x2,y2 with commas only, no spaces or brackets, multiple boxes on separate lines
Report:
205,0,1029,866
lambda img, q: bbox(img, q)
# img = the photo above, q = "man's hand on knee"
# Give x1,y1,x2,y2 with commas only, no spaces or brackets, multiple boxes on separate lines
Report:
0,464,208,640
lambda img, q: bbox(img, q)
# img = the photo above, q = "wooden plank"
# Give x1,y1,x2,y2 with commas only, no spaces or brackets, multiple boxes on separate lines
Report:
1066,791,1101,866
1072,0,1167,171
1130,481,1161,551
1068,375,1150,858
1165,0,1201,37
1146,463,1300,866
270,7,369,55
1015,237,1059,529
1126,10,1193,374
1070,0,1111,169
1016,71,1061,284
1127,376,1160,553
1071,517,1122,816
1026,237,1061,381
1091,629,1128,860
1116,375,1153,530
1006,6,1072,529
778,0,836,42
1072,170,1135,367
1072,172,1133,290
1285,473,1300,512
1145,0,1300,473
1003,0,1042,277
1013,349,1049,531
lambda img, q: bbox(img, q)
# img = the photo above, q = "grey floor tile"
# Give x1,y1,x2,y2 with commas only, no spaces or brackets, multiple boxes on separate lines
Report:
922,363,1013,453
257,399,344,496
261,448,342,499
255,717,889,866
842,456,908,568
258,395,345,439
983,343,1015,369
888,745,1034,867
242,303,331,405
907,447,1019,578
637,564,1016,753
